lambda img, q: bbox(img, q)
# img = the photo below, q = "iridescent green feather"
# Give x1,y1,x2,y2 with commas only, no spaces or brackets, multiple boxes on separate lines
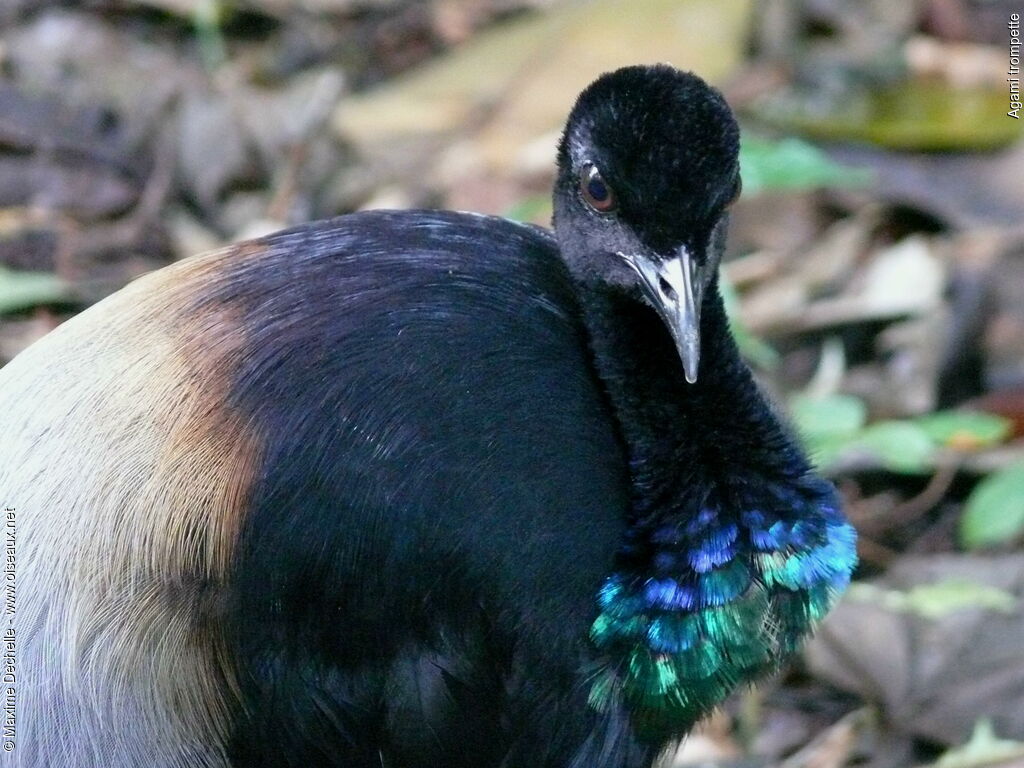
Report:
587,487,857,739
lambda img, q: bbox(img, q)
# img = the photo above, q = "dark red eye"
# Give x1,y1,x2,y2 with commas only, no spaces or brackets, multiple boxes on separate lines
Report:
580,164,617,213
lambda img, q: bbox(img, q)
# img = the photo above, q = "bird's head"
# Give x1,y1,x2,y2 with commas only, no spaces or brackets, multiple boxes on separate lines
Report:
553,65,741,383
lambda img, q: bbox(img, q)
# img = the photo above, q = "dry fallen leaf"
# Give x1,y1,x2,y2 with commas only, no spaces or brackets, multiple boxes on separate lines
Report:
806,555,1024,746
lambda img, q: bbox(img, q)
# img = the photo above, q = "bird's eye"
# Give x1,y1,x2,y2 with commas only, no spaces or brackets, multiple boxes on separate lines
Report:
580,165,617,213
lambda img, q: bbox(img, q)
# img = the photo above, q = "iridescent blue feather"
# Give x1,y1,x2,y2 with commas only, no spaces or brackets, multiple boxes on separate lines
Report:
588,478,857,737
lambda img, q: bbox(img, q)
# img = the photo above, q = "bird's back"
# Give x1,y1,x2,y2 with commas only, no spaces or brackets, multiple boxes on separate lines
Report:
0,210,632,767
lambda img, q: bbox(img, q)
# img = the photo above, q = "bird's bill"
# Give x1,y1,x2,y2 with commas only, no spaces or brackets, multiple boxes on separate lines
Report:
621,247,702,383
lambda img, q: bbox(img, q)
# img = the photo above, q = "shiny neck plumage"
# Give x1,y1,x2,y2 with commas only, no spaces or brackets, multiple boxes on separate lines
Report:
578,280,858,740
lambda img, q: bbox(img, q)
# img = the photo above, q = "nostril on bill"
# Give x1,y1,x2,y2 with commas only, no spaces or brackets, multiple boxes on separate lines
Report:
658,276,677,302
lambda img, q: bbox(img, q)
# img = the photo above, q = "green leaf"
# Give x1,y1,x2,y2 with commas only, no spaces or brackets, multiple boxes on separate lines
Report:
753,81,1024,152
915,410,1012,450
959,463,1024,550
193,0,228,71
847,580,1016,620
789,393,867,468
790,394,867,439
0,267,67,315
738,135,872,196
856,420,936,474
935,719,1024,768
503,194,551,224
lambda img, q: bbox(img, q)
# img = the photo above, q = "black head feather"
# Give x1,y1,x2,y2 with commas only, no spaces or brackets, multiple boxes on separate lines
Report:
555,65,740,264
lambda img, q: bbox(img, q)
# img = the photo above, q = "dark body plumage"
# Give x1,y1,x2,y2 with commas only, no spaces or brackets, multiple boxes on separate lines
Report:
1,65,855,768
220,212,639,766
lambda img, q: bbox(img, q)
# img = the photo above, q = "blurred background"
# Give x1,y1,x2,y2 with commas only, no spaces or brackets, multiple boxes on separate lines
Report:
1,0,1023,766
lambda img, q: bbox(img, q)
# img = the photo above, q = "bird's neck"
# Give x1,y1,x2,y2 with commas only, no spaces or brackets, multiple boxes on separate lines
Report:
577,279,856,739
581,280,807,520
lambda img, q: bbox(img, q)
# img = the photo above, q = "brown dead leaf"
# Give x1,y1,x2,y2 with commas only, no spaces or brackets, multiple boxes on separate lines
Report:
806,555,1024,746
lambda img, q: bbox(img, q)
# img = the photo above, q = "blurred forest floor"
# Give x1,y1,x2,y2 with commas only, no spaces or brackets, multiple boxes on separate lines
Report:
1,1,1024,766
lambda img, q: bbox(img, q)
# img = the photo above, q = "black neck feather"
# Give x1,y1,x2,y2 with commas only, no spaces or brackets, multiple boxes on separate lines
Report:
579,281,808,524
